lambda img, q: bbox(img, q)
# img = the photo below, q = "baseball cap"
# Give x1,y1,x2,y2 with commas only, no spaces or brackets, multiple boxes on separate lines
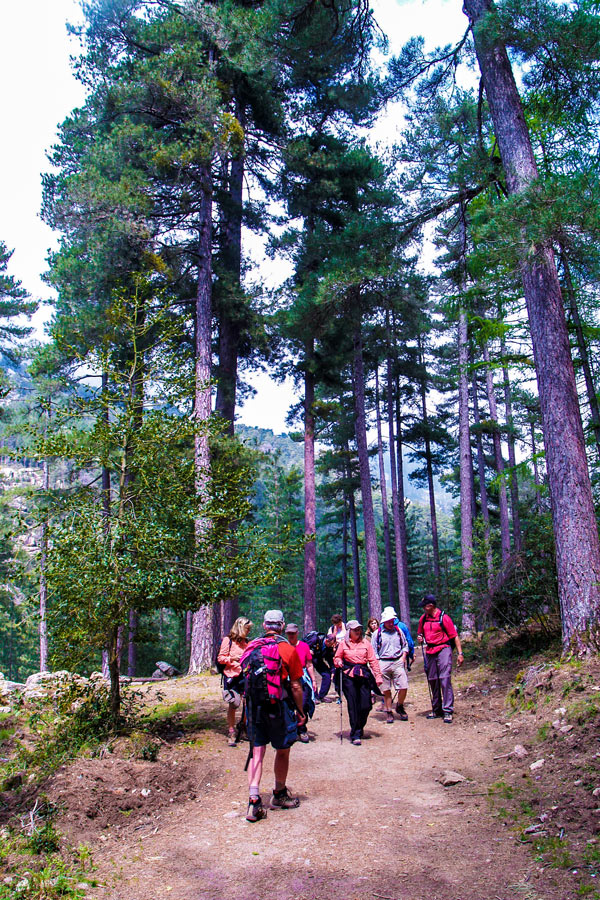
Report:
284,623,299,633
346,619,362,630
263,609,284,626
421,594,436,607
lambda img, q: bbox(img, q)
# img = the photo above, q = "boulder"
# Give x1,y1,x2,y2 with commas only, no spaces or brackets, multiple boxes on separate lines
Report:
512,744,528,758
25,670,70,688
529,758,545,771
0,680,25,697
154,661,181,678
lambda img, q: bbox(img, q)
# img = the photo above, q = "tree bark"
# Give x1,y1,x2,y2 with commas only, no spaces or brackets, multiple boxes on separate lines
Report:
472,369,494,586
39,404,50,673
387,359,410,624
464,0,600,652
348,481,363,623
559,247,600,463
303,341,317,634
500,333,522,552
458,306,475,633
482,341,511,564
352,324,381,619
418,341,441,587
375,367,394,610
394,376,411,618
215,104,245,434
189,164,215,674
127,610,137,677
341,495,349,623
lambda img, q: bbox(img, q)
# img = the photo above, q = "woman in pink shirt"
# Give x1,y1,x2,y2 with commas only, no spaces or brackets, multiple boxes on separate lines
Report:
217,616,252,746
334,620,383,745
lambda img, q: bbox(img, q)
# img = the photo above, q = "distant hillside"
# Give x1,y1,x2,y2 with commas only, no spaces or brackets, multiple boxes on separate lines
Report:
236,424,455,512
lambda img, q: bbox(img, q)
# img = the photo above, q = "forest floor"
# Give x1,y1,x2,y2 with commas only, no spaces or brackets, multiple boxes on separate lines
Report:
3,644,591,900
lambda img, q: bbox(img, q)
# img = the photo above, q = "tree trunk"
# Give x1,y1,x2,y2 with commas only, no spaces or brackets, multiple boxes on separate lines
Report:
387,359,410,624
352,324,382,619
394,376,411,619
108,624,121,726
348,482,362,623
500,332,523,552
458,305,475,634
215,105,245,434
303,342,317,633
418,342,441,587
39,405,50,672
530,421,542,510
189,164,215,674
375,367,394,610
482,341,511,564
464,0,600,652
127,610,137,677
472,369,494,586
559,247,600,463
341,495,349,623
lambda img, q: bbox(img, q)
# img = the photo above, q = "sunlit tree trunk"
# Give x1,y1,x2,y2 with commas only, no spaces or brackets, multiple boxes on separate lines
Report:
500,332,522,552
189,164,215,674
458,305,475,634
482,341,511,564
472,370,494,587
387,359,410,624
375,367,394,609
418,340,441,587
303,340,317,633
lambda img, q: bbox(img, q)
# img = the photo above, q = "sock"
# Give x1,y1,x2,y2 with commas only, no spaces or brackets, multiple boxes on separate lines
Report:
249,785,260,799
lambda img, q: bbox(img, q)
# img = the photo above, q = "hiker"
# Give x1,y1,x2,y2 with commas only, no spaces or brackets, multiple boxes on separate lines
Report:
417,594,464,724
365,617,379,642
284,623,316,743
327,613,347,643
313,633,339,702
334,620,383,745
217,616,252,746
371,606,409,723
241,609,306,822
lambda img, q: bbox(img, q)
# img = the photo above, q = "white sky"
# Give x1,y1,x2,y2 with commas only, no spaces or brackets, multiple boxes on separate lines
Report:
0,0,467,432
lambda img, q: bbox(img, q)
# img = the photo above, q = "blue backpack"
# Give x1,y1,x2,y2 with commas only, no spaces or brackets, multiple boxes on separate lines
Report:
375,619,415,669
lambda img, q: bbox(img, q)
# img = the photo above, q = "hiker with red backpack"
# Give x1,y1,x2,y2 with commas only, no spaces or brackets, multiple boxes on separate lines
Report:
333,620,383,745
371,606,410,723
241,610,306,822
417,594,464,724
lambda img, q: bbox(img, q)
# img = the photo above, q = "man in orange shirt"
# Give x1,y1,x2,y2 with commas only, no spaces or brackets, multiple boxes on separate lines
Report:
243,610,306,822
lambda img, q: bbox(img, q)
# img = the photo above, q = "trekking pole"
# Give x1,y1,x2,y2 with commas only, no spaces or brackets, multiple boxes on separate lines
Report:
421,641,435,715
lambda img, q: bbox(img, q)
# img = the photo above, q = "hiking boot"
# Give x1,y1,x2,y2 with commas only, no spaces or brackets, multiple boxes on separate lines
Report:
246,796,267,822
443,713,453,724
426,711,442,719
227,728,237,747
299,732,310,743
270,787,300,810
396,704,409,721
351,737,362,745
386,712,394,724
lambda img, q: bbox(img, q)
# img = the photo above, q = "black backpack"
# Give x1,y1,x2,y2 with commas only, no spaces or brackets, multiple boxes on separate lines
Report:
304,630,326,664
215,637,232,676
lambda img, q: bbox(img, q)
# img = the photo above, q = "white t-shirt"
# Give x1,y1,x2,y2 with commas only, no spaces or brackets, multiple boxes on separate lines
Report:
327,624,347,643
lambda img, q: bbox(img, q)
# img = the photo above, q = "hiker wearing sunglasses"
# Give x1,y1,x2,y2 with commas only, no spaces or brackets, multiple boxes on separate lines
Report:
417,594,464,724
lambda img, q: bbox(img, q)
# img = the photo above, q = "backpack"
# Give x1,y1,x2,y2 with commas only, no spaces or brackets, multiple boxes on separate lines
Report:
375,621,414,661
419,610,456,649
215,637,232,676
240,635,285,706
304,630,326,664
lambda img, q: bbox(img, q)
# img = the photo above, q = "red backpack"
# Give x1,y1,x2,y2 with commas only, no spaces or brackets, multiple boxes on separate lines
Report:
240,635,285,705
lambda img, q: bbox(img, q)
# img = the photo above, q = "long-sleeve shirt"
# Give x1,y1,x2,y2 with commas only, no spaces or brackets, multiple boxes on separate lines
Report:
217,637,246,678
334,638,382,684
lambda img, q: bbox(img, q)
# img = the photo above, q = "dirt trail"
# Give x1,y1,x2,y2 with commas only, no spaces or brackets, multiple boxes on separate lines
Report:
62,661,569,900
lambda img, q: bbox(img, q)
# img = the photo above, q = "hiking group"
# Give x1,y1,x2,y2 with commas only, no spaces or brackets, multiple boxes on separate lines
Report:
216,595,464,822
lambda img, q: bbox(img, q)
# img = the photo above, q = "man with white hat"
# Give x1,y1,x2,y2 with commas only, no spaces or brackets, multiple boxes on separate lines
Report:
371,606,409,724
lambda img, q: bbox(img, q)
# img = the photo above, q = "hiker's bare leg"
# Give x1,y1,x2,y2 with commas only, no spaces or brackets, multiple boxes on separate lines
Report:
247,745,266,797
396,688,407,706
274,748,290,791
227,704,236,730
383,689,393,712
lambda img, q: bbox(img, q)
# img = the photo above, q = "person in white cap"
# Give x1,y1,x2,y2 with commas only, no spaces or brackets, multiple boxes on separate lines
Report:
371,606,409,723
333,620,383,745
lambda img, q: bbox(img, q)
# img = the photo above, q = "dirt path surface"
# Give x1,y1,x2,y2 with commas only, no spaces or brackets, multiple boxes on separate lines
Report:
56,661,573,900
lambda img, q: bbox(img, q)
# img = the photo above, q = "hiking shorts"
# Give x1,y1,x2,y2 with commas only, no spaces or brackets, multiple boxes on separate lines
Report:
247,699,298,750
379,658,408,693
